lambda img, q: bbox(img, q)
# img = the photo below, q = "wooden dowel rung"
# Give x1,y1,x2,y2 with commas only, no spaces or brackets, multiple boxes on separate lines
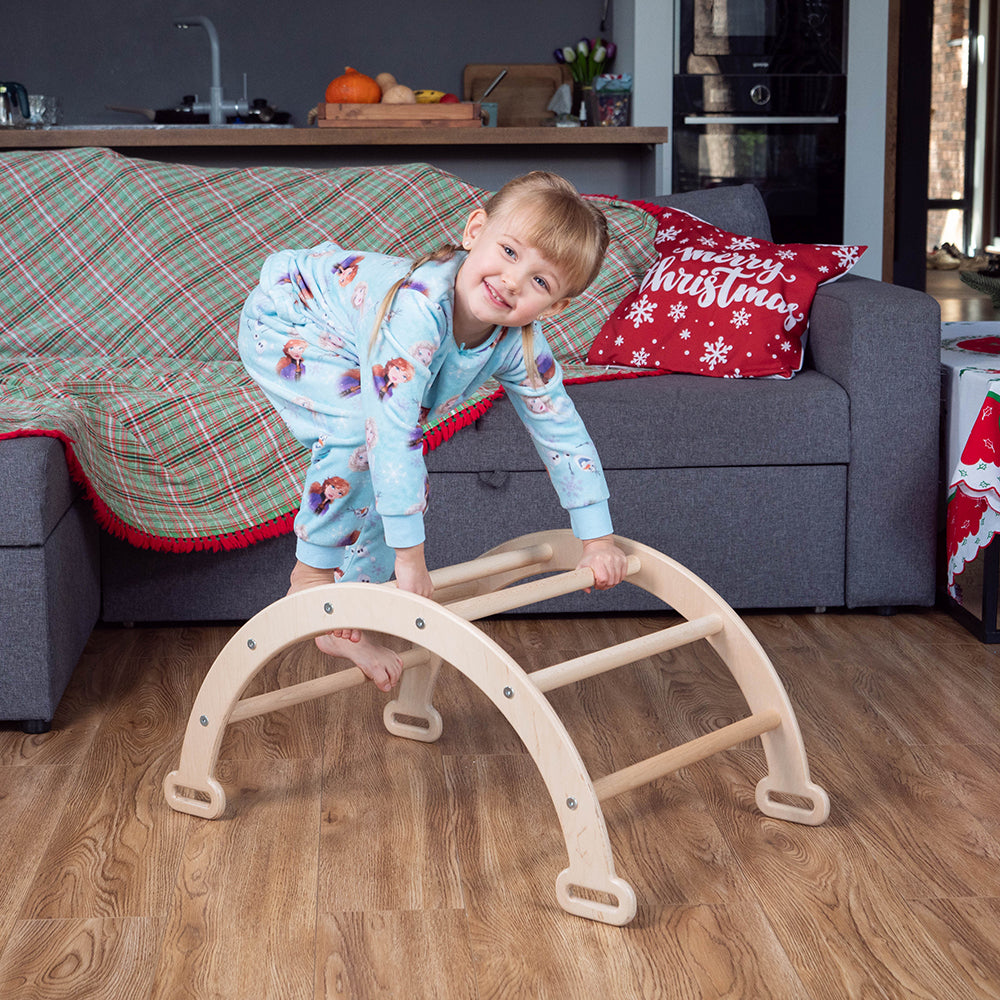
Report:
426,543,554,593
531,614,724,693
445,554,642,622
231,646,431,722
592,710,782,801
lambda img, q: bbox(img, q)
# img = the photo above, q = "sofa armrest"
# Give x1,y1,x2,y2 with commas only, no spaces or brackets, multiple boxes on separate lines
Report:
807,275,942,607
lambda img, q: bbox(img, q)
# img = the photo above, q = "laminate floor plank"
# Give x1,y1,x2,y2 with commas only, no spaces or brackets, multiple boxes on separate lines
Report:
317,682,464,912
148,757,321,1000
442,752,648,1000
314,910,478,1000
693,751,1000,1000
0,916,164,1000
16,631,207,921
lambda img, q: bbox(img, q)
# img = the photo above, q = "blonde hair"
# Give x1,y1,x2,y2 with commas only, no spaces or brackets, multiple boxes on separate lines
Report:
369,172,609,385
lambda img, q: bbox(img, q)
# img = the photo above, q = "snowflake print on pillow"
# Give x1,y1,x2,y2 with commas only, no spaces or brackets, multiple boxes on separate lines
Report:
587,204,866,379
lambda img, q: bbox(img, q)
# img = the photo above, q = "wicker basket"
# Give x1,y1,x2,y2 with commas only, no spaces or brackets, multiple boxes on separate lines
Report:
960,269,1000,308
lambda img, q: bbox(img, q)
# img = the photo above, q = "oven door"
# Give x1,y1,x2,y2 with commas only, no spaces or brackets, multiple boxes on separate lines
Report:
672,114,845,244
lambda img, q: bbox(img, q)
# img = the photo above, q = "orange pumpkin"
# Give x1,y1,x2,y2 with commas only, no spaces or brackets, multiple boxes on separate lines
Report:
325,67,382,104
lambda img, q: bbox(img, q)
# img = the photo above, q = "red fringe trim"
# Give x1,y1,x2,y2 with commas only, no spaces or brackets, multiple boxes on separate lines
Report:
2,367,662,554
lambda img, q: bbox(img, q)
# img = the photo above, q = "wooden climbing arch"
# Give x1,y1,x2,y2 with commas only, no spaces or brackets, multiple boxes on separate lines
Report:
164,531,830,925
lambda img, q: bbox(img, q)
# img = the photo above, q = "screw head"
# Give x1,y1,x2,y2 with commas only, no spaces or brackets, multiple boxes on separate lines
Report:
199,715,209,727
324,602,334,614
503,686,514,699
247,638,257,650
415,617,426,629
566,797,578,810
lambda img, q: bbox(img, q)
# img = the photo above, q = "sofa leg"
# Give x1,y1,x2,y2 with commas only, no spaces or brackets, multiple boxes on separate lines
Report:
876,605,898,616
21,718,52,735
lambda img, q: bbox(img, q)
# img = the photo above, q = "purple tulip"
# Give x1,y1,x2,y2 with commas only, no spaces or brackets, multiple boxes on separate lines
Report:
553,47,565,63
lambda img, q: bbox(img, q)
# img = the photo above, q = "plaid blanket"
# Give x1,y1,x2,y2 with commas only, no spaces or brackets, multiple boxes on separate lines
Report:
0,147,657,550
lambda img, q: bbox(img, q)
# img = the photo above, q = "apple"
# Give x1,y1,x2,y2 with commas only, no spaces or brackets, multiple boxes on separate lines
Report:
439,93,460,103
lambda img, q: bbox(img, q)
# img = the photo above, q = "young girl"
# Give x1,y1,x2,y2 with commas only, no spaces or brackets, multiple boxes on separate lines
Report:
239,171,629,691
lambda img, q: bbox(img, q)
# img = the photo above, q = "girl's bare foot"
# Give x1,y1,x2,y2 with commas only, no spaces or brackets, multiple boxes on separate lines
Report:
313,630,403,692
287,561,403,692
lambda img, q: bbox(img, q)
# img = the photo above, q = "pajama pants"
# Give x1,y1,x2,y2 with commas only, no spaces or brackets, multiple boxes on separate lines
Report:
238,282,397,582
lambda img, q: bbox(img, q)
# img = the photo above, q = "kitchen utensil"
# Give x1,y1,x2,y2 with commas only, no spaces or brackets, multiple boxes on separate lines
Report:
462,64,571,126
478,68,507,101
0,82,30,127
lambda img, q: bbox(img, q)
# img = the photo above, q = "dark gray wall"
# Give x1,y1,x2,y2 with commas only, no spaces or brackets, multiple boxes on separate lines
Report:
4,1,608,127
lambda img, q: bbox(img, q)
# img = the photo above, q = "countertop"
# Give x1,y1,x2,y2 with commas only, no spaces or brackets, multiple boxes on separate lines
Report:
0,125,669,148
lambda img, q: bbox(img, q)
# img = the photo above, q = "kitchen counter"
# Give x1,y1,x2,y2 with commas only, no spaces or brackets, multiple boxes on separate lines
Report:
0,125,671,199
0,125,668,148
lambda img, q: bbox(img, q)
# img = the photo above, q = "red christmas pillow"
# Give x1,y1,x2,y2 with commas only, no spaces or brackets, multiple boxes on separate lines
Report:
587,205,866,379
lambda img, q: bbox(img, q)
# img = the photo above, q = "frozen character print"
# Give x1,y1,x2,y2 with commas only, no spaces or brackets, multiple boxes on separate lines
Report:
409,340,437,367
333,253,364,286
524,395,553,415
308,475,351,514
318,328,346,355
407,426,424,450
277,338,308,380
276,270,314,308
538,352,556,383
435,394,463,417
401,277,430,297
351,281,368,311
576,455,598,472
339,368,362,397
372,357,414,400
365,417,378,452
348,445,369,472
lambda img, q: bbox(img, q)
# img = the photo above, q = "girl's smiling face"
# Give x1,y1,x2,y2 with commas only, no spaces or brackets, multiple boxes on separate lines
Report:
452,207,572,345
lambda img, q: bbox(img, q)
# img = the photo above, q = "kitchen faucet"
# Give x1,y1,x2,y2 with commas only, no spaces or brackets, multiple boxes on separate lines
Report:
173,15,247,125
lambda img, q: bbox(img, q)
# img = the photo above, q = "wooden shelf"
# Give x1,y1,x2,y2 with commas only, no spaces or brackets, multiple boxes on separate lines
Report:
0,125,668,149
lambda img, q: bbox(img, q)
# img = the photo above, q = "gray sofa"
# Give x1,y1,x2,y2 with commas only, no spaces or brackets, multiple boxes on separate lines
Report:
0,181,941,733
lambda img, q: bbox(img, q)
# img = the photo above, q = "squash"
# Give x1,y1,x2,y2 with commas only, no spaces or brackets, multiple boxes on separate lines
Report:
381,84,417,105
325,67,382,104
375,72,397,95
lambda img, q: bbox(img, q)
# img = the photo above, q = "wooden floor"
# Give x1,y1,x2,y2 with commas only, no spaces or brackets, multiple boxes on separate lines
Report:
1,606,999,999
1,274,996,998
926,265,998,323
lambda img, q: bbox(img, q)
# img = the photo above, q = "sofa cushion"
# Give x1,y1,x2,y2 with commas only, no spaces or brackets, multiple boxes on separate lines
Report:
587,204,867,379
426,369,849,473
0,436,77,546
644,184,774,241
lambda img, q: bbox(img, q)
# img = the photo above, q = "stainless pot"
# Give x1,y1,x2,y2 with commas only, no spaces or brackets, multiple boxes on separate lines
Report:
0,82,30,126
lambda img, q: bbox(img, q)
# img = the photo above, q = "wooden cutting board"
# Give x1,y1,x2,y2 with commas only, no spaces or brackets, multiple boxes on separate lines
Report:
317,102,482,128
462,64,572,126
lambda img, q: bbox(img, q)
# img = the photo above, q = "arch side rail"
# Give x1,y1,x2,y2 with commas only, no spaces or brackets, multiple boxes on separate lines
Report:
530,614,724,694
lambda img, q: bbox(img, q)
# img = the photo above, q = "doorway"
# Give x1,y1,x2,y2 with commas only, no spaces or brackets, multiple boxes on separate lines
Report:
894,0,997,292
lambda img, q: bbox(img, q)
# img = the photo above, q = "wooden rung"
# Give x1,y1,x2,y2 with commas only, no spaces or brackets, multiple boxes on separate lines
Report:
231,646,431,722
592,710,782,801
426,543,554,593
444,555,642,622
530,614,724,694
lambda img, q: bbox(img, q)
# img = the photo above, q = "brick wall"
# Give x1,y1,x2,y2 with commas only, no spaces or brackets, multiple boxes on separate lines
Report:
927,0,970,246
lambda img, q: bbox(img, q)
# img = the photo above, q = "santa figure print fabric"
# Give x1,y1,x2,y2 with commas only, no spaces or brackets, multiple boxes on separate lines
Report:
587,204,866,379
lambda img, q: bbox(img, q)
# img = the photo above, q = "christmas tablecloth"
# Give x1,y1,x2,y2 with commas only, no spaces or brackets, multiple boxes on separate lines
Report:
941,321,1000,597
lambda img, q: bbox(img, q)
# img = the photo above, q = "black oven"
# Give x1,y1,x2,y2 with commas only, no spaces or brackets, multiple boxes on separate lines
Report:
676,0,845,75
672,1,848,245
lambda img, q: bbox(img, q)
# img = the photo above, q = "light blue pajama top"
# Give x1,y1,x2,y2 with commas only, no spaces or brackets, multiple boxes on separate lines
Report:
244,242,613,549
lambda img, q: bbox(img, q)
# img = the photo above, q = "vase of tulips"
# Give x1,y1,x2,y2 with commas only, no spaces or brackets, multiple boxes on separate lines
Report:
554,37,616,124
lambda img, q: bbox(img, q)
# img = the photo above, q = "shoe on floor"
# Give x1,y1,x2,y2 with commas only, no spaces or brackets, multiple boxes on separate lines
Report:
927,247,961,269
